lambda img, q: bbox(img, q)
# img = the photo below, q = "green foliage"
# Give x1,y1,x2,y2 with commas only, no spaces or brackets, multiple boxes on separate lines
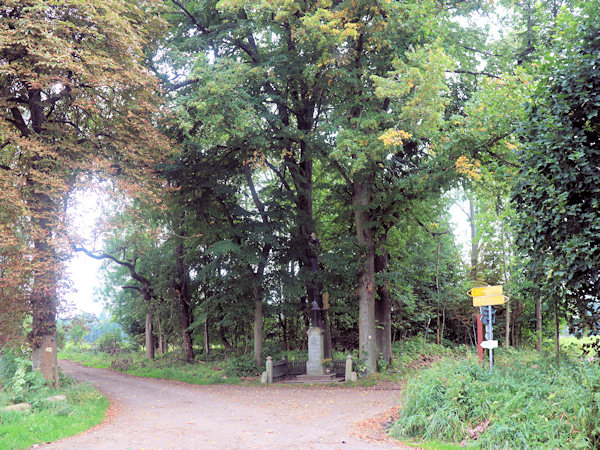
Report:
391,351,600,448
0,350,48,405
58,344,112,369
0,381,107,450
93,329,123,354
562,336,600,359
123,352,239,385
513,0,600,334
224,355,260,378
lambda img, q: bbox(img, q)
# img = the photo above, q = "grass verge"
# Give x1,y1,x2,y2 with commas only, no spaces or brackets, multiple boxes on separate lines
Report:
124,363,240,385
0,381,108,449
58,346,111,369
390,348,600,448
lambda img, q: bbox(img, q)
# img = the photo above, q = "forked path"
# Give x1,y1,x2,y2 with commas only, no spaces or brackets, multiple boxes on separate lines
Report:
44,360,410,449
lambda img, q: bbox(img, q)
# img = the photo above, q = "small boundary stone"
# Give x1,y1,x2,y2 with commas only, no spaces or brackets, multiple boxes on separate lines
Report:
1,402,31,412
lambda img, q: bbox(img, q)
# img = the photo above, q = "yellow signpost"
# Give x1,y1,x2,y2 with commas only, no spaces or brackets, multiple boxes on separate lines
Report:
472,295,508,307
467,285,507,307
469,285,506,373
468,285,503,297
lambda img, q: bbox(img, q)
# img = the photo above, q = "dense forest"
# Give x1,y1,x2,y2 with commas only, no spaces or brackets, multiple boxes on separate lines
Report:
1,0,599,384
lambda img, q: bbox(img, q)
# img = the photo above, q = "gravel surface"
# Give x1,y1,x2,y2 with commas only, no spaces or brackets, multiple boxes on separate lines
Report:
41,360,412,450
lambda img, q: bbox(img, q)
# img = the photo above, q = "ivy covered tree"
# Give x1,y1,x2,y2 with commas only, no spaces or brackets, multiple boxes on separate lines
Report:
513,1,600,339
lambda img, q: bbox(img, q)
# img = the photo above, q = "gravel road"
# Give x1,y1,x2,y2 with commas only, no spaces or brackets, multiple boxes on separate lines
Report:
42,360,410,450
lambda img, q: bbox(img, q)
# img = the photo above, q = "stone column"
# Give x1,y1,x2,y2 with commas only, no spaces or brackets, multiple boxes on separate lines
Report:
345,354,353,380
266,356,273,383
306,327,324,375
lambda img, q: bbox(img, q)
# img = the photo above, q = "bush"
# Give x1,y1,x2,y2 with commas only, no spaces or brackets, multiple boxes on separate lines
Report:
93,330,122,353
390,351,600,448
0,349,49,406
224,355,259,377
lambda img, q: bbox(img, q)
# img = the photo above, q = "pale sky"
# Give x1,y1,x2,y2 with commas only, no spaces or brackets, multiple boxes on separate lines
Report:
64,187,107,317
65,254,105,316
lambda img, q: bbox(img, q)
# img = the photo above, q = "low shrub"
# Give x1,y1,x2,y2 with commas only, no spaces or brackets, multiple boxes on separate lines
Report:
225,355,259,377
93,330,123,354
0,350,49,406
390,351,600,448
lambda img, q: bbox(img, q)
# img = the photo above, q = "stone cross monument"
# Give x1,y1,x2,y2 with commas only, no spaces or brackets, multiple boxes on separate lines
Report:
306,326,324,375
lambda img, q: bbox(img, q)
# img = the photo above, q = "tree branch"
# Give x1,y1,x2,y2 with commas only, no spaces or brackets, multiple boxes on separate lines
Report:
414,217,450,236
447,69,501,79
264,158,295,197
74,246,152,288
122,285,141,292
9,107,30,137
171,0,210,34
244,163,269,224
461,46,503,58
475,132,520,168
167,78,200,91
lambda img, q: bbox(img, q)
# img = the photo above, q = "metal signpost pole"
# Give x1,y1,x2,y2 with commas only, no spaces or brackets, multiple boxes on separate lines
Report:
469,285,506,374
488,306,493,373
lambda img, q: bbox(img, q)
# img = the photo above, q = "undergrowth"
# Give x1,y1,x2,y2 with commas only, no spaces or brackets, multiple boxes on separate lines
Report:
390,349,600,448
123,352,243,384
58,344,113,369
0,350,108,449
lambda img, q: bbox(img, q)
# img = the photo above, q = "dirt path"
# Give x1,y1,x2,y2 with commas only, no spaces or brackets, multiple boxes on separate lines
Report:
42,360,411,449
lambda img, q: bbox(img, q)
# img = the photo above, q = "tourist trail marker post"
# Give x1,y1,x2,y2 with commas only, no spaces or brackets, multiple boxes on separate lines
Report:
468,285,507,373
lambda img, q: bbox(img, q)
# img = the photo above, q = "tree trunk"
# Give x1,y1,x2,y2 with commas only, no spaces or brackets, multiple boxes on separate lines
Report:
468,195,479,280
374,248,392,365
219,324,233,352
536,296,543,351
435,239,441,345
160,334,167,354
511,299,523,347
244,164,274,368
174,241,194,363
178,297,194,363
500,220,510,348
145,311,154,360
253,285,263,368
31,334,59,387
554,303,560,362
30,198,59,386
204,310,210,358
156,321,164,355
353,179,377,374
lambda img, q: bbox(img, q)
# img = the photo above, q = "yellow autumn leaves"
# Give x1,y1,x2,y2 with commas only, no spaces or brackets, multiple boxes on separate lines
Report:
455,156,482,181
378,129,412,147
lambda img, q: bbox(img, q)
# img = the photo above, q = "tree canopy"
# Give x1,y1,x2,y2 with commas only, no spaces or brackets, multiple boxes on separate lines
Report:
2,0,599,379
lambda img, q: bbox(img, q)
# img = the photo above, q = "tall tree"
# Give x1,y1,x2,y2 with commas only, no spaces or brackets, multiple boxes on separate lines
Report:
514,0,600,337
0,0,165,382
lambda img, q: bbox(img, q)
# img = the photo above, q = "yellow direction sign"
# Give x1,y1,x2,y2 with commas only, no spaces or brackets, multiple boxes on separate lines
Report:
472,295,508,307
468,285,503,297
468,285,507,306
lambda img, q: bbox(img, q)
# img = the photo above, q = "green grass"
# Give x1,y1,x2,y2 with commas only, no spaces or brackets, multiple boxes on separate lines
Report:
58,344,112,369
405,440,463,449
561,336,600,357
60,347,250,385
0,382,108,450
390,347,600,448
124,362,240,385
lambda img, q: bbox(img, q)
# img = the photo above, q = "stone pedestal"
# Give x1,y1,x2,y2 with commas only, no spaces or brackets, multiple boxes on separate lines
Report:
306,327,324,376
345,354,353,380
266,356,273,383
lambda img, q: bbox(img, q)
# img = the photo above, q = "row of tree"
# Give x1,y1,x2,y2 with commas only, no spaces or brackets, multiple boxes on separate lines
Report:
1,0,599,384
